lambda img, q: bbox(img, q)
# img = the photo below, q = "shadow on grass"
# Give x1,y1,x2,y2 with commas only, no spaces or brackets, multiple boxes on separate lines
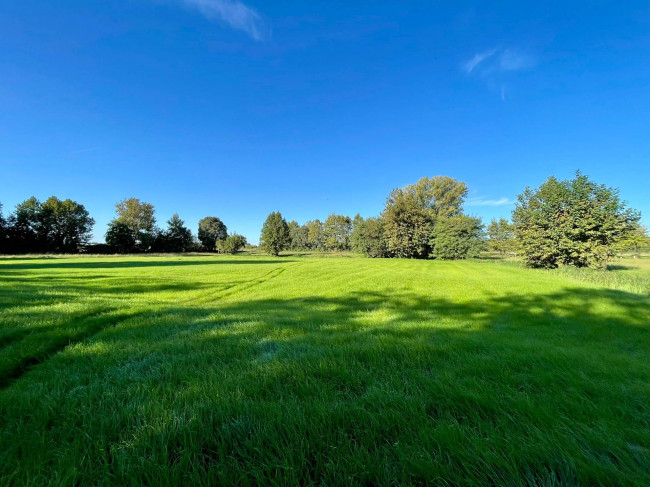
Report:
1,285,649,485
0,258,292,271
606,265,635,271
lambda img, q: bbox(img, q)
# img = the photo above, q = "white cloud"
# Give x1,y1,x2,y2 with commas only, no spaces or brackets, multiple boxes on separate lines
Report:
499,49,534,71
465,197,516,207
463,48,534,76
463,48,536,100
179,0,268,41
462,49,497,74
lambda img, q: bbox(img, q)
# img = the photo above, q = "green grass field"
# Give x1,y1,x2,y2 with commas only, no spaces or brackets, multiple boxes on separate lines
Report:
1,254,649,485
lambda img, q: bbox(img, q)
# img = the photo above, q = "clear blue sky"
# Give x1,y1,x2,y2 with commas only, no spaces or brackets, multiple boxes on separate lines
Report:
1,1,648,244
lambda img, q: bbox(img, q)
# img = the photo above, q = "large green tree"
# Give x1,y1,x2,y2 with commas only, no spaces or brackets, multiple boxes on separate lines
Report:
163,214,193,252
432,216,484,260
323,214,352,251
198,216,227,251
5,196,93,253
12,197,43,252
486,218,517,255
512,172,640,268
111,198,157,251
382,189,432,258
105,221,136,253
382,176,469,259
614,223,649,258
407,176,469,218
0,203,7,254
288,221,309,250
260,212,290,256
39,196,94,252
351,217,388,258
305,220,324,250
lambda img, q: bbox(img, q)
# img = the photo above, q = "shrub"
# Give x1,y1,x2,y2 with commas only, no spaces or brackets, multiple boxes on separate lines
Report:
218,234,247,254
513,172,640,268
432,216,484,260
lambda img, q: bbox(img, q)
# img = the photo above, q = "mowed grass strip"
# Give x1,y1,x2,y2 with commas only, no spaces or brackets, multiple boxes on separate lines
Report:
0,254,649,485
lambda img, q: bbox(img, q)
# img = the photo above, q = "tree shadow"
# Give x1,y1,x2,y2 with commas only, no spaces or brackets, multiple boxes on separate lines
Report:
1,286,649,484
0,258,292,271
606,265,635,271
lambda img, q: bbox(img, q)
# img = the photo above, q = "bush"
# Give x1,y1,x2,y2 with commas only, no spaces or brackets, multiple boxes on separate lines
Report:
513,172,640,268
198,217,227,251
432,216,484,260
351,217,388,258
218,234,247,254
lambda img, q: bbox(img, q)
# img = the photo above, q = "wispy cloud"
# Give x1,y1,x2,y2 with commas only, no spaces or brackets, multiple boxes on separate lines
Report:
462,49,497,74
463,48,534,76
462,47,535,100
178,0,268,41
466,197,516,207
499,49,534,71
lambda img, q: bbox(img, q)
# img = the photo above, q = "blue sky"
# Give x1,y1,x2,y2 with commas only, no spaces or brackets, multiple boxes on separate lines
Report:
1,1,648,243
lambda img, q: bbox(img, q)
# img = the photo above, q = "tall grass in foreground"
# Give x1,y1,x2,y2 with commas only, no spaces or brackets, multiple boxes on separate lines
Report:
0,255,649,485
488,255,650,295
553,264,650,295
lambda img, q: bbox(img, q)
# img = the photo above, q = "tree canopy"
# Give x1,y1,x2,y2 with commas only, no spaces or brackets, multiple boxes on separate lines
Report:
198,217,227,251
381,176,470,259
260,212,290,256
160,214,193,252
1,196,94,253
431,216,484,260
323,214,352,251
512,172,640,268
218,234,247,254
112,198,157,251
487,218,517,255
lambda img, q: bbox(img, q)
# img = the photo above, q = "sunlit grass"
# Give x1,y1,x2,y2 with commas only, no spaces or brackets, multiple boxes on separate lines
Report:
0,254,649,485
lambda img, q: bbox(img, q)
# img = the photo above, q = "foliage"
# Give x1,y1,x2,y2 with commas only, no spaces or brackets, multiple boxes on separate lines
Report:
260,211,290,256
0,196,94,253
218,234,247,254
305,219,324,250
513,172,640,269
111,198,157,251
405,176,469,218
39,197,95,252
351,217,388,258
431,215,484,260
153,214,193,252
382,189,432,258
105,221,136,253
11,197,44,253
0,203,6,253
198,216,228,251
381,176,469,259
615,224,650,258
323,214,352,251
487,218,517,255
288,221,309,250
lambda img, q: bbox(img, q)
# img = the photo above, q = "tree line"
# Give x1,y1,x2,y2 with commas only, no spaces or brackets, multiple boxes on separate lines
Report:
259,172,646,268
0,197,248,255
1,172,647,268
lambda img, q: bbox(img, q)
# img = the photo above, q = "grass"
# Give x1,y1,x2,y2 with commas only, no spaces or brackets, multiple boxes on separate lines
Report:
489,255,650,295
0,254,649,485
